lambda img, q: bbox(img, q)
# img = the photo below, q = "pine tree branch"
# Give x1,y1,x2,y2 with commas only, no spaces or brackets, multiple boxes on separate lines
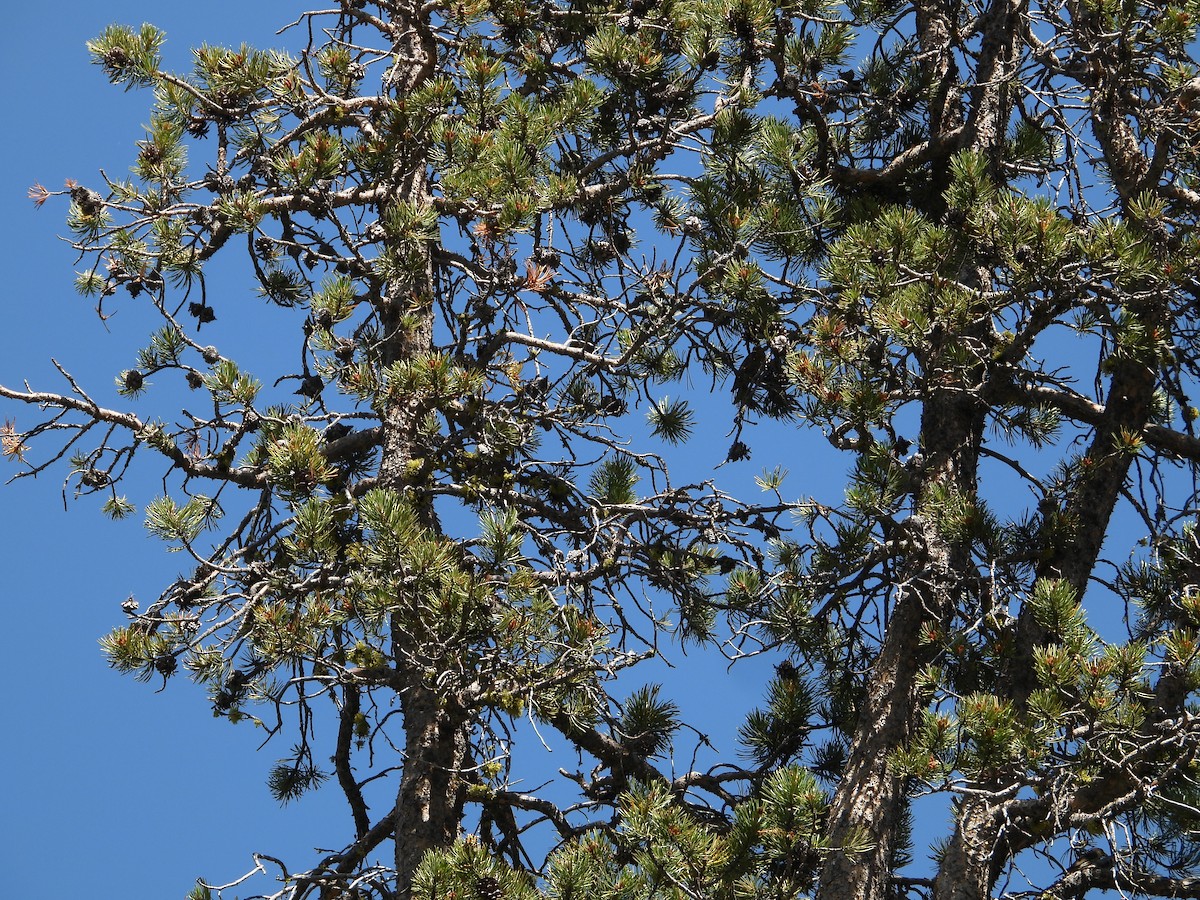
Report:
1004,382,1200,462
335,685,372,839
0,374,266,488
549,710,670,791
832,128,965,188
1036,850,1200,900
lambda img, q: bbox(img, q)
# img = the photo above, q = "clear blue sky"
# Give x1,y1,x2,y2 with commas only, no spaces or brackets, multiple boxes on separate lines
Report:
0,4,1158,899
0,6,360,898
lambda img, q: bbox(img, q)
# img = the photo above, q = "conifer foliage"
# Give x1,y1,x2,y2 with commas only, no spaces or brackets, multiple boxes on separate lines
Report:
5,0,1200,899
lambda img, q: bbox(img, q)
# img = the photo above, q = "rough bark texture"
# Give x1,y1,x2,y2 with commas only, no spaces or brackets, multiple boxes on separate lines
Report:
374,5,471,896
815,583,939,900
818,384,985,900
393,686,471,900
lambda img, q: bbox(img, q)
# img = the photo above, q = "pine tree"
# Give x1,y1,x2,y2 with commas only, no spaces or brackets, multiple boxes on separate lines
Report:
7,5,759,897
6,1,1200,900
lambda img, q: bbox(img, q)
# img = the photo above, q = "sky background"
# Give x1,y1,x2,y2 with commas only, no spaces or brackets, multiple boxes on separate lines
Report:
0,3,1165,899
0,5,380,898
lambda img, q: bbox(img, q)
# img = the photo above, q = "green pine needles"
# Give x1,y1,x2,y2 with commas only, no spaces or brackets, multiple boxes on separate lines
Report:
6,0,1200,898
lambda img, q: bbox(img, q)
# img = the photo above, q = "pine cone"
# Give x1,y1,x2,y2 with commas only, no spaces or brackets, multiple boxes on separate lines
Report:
476,876,503,900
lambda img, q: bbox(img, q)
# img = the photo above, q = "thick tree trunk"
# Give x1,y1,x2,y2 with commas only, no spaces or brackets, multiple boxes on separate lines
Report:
932,350,1161,900
376,248,473,898
941,348,1161,892
816,583,940,900
931,799,1002,900
931,198,1167,900
818,387,984,900
393,684,470,899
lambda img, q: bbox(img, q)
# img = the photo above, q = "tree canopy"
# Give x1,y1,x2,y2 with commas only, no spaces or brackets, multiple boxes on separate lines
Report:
6,1,1200,899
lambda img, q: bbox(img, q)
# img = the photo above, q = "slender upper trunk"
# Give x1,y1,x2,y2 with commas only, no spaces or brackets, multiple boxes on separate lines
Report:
372,4,471,896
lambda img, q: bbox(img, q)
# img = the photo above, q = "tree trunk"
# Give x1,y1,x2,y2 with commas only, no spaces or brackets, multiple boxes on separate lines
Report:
393,684,470,899
373,5,470,894
818,386,984,900
816,583,939,900
932,340,1163,900
931,793,1005,900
